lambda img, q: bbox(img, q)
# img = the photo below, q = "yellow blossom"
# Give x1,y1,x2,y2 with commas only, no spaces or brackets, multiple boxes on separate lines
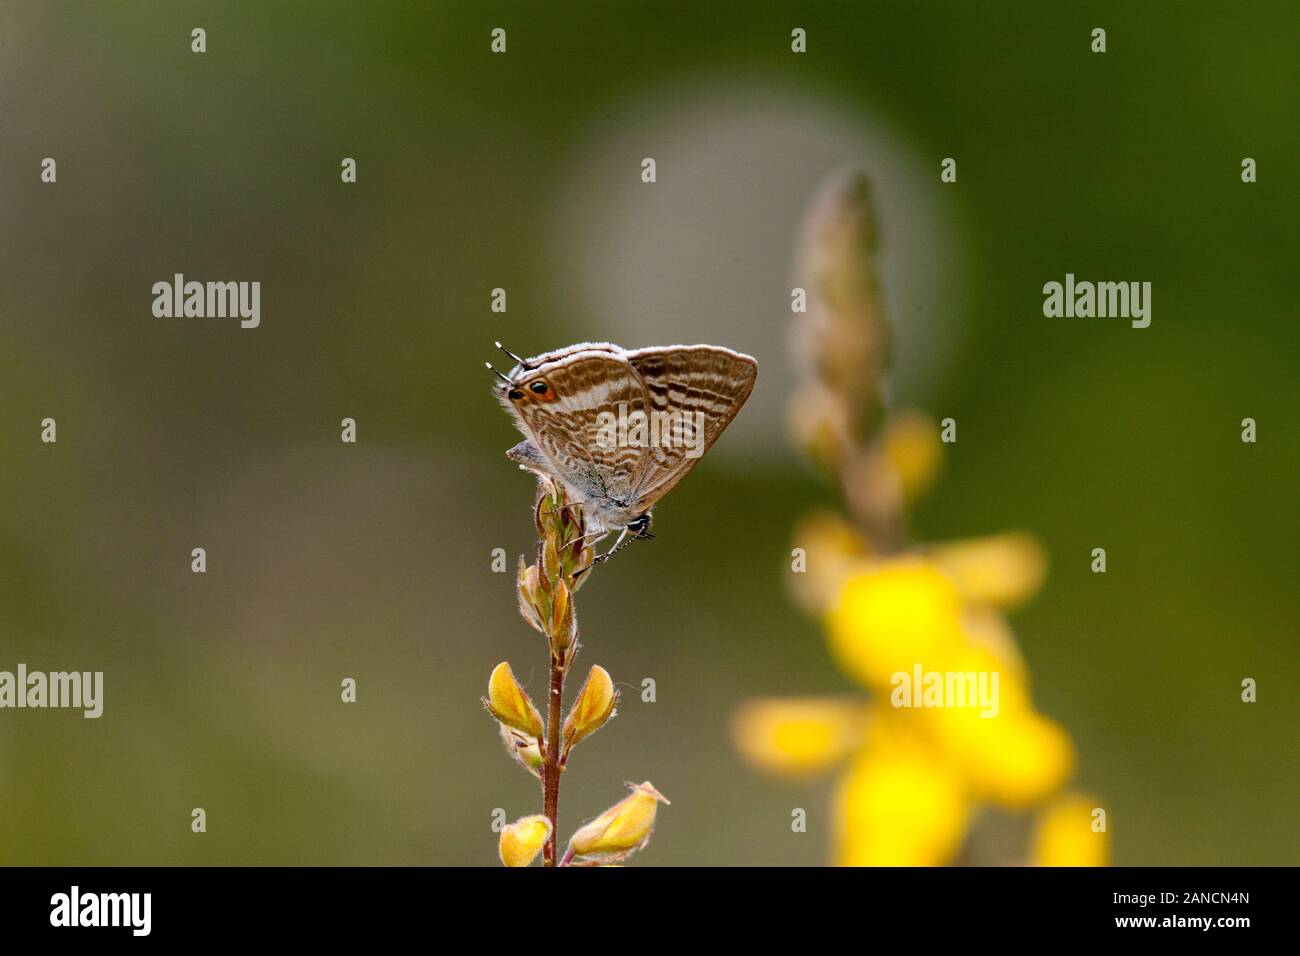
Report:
562,665,617,762
1032,793,1109,867
833,724,969,866
565,782,669,865
735,168,1103,868
787,511,872,614
498,815,552,868
826,558,965,689
731,697,868,778
906,638,1072,808
881,410,941,503
930,533,1047,610
958,605,1027,686
937,707,1076,809
485,662,544,739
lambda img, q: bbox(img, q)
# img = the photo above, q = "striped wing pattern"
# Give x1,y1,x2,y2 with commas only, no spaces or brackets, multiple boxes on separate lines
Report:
625,346,758,509
513,353,649,505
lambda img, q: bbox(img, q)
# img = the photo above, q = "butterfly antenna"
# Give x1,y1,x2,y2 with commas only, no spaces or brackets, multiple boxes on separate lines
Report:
495,341,531,368
485,362,512,384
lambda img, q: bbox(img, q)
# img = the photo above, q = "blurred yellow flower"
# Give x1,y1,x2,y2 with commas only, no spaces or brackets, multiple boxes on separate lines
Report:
958,605,1027,682
731,698,868,778
754,493,1089,863
1032,793,1109,867
833,722,969,867
786,511,871,614
930,533,1047,610
826,557,965,689
930,706,1075,809
739,170,1103,868
881,409,942,504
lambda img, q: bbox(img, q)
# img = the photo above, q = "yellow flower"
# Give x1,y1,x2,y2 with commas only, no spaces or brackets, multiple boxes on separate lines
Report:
833,722,969,866
787,512,872,614
881,410,941,504
735,169,1102,867
498,815,551,868
731,697,868,778
908,640,1072,811
562,665,617,762
485,662,544,739
826,557,965,689
930,533,1047,610
959,605,1027,685
565,782,669,865
936,708,1075,809
1032,793,1109,866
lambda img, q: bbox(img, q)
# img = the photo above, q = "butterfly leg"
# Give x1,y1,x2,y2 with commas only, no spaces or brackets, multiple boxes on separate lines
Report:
588,517,654,567
602,526,632,557
573,529,629,578
572,527,612,549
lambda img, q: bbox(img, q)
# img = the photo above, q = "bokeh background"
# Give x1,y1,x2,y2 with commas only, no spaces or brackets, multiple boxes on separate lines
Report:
1,1,1296,865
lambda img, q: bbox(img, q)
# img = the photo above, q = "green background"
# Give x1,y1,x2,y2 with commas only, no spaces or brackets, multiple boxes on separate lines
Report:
1,1,1295,865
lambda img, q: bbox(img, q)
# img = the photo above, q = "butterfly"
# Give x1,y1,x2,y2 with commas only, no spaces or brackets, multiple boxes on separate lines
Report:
488,341,758,563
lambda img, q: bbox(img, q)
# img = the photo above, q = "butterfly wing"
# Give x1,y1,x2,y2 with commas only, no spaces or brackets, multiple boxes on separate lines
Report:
505,350,650,507
624,345,758,510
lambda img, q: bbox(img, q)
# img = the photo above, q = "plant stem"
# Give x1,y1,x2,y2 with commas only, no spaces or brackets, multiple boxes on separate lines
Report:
542,652,564,866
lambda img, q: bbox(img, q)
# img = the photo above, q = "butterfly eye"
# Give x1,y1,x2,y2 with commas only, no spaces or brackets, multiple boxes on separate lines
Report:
530,381,548,394
508,388,524,400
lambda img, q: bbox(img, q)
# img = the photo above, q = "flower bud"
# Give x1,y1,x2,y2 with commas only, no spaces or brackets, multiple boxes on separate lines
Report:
792,170,888,429
485,662,544,739
540,527,562,585
499,724,543,778
564,782,669,865
786,382,852,475
516,559,547,634
548,579,576,654
560,505,585,546
498,815,552,868
533,482,554,536
562,665,617,762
